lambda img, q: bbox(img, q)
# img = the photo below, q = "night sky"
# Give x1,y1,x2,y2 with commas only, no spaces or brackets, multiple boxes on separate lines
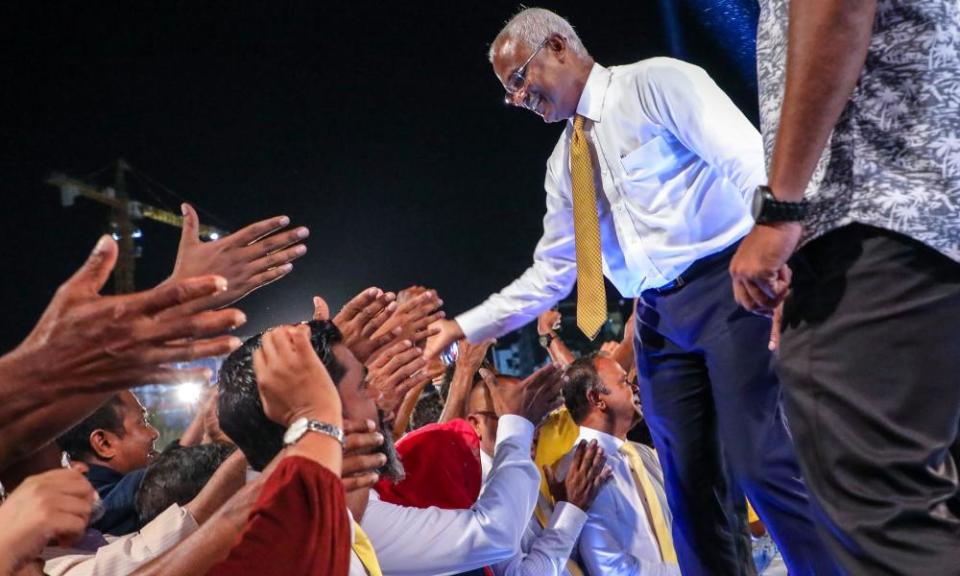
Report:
0,1,759,352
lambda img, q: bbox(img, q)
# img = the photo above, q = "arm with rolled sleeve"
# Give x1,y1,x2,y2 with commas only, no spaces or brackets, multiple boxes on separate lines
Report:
492,501,588,576
42,505,199,576
456,158,578,342
636,58,767,200
362,415,539,576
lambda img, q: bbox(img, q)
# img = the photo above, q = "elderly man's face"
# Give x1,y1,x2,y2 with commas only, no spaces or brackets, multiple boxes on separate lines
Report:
492,35,580,123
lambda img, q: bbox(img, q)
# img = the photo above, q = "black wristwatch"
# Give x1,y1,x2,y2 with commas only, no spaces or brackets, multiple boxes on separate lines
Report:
538,333,556,349
751,185,809,224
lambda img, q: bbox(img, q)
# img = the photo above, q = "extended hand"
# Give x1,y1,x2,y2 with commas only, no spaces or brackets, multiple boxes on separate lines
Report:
372,289,445,346
365,339,427,419
483,364,565,425
538,309,561,336
422,318,465,360
729,222,801,316
1,236,245,393
170,203,308,310
320,289,398,362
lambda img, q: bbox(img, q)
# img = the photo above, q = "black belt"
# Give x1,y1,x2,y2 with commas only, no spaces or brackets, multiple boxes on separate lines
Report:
644,241,741,295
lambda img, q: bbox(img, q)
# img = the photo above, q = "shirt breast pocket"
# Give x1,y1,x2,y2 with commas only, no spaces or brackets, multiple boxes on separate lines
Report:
618,136,676,182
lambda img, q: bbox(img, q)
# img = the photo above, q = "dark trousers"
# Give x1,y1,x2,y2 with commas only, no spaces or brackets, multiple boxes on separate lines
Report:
779,224,960,575
634,241,839,576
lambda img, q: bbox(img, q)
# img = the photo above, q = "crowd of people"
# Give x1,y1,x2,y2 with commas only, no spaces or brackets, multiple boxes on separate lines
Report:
2,2,959,575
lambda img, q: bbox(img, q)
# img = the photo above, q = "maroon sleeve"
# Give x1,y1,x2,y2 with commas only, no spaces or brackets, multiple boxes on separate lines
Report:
207,456,351,576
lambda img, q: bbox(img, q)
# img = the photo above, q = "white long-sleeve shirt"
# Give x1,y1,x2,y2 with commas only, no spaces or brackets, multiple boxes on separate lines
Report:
479,447,587,576
557,427,680,576
360,415,538,576
41,504,198,576
457,58,766,342
490,502,587,576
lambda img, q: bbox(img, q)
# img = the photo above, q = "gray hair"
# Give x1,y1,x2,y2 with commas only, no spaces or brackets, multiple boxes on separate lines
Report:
488,7,588,63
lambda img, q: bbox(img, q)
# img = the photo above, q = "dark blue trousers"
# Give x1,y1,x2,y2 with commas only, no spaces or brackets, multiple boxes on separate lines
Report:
634,242,840,576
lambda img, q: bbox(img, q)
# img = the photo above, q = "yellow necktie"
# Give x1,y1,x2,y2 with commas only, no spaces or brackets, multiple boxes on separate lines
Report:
570,115,607,340
352,521,383,576
619,443,678,564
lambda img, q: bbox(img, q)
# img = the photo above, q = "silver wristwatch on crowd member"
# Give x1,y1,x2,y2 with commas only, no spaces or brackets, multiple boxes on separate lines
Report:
751,185,810,224
283,417,345,447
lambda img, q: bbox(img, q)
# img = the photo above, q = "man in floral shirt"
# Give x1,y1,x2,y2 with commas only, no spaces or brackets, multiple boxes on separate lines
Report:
731,1,960,574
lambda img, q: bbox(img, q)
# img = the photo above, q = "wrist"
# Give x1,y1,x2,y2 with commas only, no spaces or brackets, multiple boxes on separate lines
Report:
284,407,342,429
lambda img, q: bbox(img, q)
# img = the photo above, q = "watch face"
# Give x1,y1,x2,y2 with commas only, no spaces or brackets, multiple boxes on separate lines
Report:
751,187,765,221
283,417,309,445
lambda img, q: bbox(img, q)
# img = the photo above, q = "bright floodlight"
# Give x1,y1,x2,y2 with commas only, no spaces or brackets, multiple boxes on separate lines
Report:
176,382,203,405
208,232,220,241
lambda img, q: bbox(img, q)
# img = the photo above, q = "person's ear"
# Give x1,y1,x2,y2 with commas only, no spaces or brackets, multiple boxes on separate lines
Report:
467,414,482,437
548,34,567,61
586,388,606,412
88,429,117,460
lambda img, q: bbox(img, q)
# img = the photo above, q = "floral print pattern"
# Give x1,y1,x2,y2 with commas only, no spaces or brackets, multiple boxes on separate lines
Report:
757,0,960,262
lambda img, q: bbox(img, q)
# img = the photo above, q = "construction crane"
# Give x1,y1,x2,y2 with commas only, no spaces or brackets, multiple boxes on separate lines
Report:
47,159,229,294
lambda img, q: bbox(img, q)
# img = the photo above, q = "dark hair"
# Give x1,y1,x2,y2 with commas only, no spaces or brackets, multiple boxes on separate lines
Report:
562,355,608,424
218,320,344,471
56,395,126,461
134,443,235,526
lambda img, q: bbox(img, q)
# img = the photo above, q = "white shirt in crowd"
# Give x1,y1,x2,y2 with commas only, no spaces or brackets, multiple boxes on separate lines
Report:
358,415,539,576
41,504,198,576
478,445,587,576
457,58,766,342
557,427,680,576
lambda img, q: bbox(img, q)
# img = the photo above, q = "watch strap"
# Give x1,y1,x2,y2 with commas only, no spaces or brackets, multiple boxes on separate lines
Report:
283,417,345,447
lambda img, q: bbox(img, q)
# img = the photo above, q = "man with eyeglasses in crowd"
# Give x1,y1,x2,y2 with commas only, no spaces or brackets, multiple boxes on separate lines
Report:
426,7,839,575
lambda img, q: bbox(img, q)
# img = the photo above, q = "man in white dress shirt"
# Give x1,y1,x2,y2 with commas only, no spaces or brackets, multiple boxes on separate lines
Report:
467,375,610,576
554,355,679,576
426,7,838,575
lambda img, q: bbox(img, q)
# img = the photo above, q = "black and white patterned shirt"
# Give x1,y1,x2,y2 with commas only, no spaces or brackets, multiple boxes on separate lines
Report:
758,0,960,262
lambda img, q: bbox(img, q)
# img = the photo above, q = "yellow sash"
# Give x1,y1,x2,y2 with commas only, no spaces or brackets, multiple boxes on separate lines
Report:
352,521,383,576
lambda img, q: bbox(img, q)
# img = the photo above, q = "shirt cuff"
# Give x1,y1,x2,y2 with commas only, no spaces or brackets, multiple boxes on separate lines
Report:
139,504,199,555
494,414,535,452
550,501,588,537
455,306,501,343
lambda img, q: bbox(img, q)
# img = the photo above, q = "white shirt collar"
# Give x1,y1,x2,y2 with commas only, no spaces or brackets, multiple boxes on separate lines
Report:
575,63,611,123
575,425,625,455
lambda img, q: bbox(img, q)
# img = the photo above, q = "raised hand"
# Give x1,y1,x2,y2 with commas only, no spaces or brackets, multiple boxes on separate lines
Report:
365,340,427,420
252,325,342,429
318,289,399,362
342,418,386,522
482,364,565,425
457,338,495,374
1,235,245,393
422,318,466,361
202,389,233,445
170,203,309,310
371,289,445,346
538,309,561,336
0,468,96,573
544,439,611,510
341,419,385,494
598,341,619,357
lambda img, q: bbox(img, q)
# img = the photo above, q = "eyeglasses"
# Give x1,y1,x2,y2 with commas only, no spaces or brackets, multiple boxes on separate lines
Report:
503,38,550,105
